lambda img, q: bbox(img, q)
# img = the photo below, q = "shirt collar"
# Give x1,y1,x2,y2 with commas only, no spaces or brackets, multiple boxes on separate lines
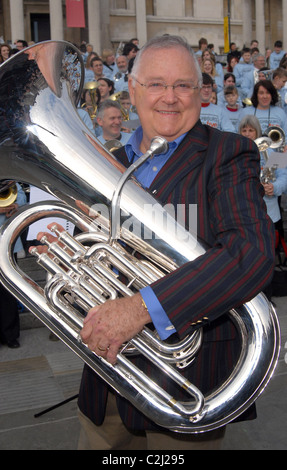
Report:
125,126,187,162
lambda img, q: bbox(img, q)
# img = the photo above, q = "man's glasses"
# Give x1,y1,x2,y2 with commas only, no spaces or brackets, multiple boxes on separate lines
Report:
132,77,199,96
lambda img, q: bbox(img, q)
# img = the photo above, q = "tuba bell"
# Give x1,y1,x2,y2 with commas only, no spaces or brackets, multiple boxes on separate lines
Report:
0,41,280,433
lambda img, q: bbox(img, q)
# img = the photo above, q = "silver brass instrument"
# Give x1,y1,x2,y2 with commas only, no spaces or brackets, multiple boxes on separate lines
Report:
104,139,123,154
82,81,99,119
110,91,130,121
0,41,280,433
256,126,285,183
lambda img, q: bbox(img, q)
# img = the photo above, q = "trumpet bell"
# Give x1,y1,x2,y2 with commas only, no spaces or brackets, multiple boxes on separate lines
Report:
104,139,123,154
0,182,17,207
264,126,285,149
84,81,99,90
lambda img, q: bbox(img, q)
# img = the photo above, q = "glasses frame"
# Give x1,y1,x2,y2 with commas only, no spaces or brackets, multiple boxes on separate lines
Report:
132,77,199,95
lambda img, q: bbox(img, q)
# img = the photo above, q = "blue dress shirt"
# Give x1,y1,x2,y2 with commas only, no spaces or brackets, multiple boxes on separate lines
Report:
125,126,187,339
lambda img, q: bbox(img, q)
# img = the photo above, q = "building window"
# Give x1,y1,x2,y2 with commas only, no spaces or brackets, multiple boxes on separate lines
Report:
185,0,193,17
112,0,127,9
146,0,154,16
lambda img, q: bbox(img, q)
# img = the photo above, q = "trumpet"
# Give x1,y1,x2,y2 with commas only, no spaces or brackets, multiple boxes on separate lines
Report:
104,139,123,154
0,181,17,208
82,81,99,119
109,91,130,121
255,126,285,183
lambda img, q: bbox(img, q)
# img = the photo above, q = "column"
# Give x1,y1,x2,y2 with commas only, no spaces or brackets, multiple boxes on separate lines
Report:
135,0,147,47
87,0,102,53
255,0,265,54
49,0,64,40
10,0,25,44
242,0,252,47
282,0,287,51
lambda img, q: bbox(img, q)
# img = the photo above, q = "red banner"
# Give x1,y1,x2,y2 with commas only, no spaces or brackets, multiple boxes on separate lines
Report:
66,0,85,28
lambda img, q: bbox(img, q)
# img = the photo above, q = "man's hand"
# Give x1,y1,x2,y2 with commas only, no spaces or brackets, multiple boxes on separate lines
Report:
0,203,19,218
81,293,152,364
263,183,274,197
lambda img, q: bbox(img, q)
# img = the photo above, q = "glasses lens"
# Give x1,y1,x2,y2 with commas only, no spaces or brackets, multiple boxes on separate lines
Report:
146,81,196,95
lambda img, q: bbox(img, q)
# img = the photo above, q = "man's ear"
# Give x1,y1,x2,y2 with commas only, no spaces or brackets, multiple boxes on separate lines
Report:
128,77,136,105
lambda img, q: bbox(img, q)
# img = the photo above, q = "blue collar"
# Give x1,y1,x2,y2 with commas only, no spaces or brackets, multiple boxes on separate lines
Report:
125,126,187,162
124,126,187,188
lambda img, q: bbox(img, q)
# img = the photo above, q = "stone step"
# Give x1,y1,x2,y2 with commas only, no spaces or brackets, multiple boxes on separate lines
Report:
17,254,47,330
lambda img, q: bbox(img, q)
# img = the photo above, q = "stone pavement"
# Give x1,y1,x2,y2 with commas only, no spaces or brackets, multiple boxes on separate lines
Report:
0,255,286,450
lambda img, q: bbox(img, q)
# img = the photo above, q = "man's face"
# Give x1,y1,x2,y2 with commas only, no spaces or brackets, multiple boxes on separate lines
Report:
92,60,103,77
224,76,235,87
97,107,123,139
225,92,238,107
200,83,213,103
16,41,24,50
242,52,251,64
116,56,128,73
128,46,201,150
273,76,287,90
254,56,266,69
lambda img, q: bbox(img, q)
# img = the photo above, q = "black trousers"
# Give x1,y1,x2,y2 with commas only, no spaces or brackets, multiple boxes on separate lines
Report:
0,283,20,342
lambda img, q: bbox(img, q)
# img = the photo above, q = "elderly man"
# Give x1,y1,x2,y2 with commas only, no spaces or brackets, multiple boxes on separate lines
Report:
34,35,274,450
114,55,130,93
74,35,275,450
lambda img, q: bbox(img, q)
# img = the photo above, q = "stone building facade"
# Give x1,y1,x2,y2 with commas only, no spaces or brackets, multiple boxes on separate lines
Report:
1,0,287,56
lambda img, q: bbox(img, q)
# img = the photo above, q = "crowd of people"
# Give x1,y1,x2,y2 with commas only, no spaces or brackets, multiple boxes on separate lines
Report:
0,33,286,450
75,36,287,256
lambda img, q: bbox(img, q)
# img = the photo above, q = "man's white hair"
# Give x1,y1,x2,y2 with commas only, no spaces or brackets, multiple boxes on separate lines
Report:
131,34,202,87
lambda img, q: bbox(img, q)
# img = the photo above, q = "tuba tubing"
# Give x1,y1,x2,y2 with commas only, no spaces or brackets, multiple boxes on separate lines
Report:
0,41,281,433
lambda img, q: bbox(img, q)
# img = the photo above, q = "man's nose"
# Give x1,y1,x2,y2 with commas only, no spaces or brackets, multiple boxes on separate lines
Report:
162,86,178,102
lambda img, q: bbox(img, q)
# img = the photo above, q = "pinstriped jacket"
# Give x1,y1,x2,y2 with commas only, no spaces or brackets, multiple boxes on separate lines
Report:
78,120,275,430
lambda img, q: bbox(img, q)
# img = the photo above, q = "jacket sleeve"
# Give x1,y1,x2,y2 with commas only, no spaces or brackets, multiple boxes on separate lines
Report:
149,133,275,338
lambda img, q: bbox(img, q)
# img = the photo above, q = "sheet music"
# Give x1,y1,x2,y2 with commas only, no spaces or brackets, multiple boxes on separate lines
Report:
266,151,287,168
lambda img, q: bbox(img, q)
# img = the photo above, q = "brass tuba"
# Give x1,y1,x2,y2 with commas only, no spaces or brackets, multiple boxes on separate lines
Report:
0,42,280,433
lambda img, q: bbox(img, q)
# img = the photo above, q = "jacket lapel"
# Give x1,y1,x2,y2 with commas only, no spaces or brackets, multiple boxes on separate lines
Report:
149,121,208,201
115,120,209,202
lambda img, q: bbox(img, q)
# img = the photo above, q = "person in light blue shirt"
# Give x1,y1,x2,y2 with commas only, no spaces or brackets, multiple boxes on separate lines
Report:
269,41,286,70
239,114,287,300
96,100,133,148
200,74,235,133
221,85,242,130
260,150,287,223
237,79,287,140
77,108,96,135
238,114,287,223
233,48,253,98
241,53,266,99
102,48,117,80
217,73,243,108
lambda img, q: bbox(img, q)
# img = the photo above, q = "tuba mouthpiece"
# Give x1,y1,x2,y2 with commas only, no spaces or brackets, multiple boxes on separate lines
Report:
149,137,169,156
